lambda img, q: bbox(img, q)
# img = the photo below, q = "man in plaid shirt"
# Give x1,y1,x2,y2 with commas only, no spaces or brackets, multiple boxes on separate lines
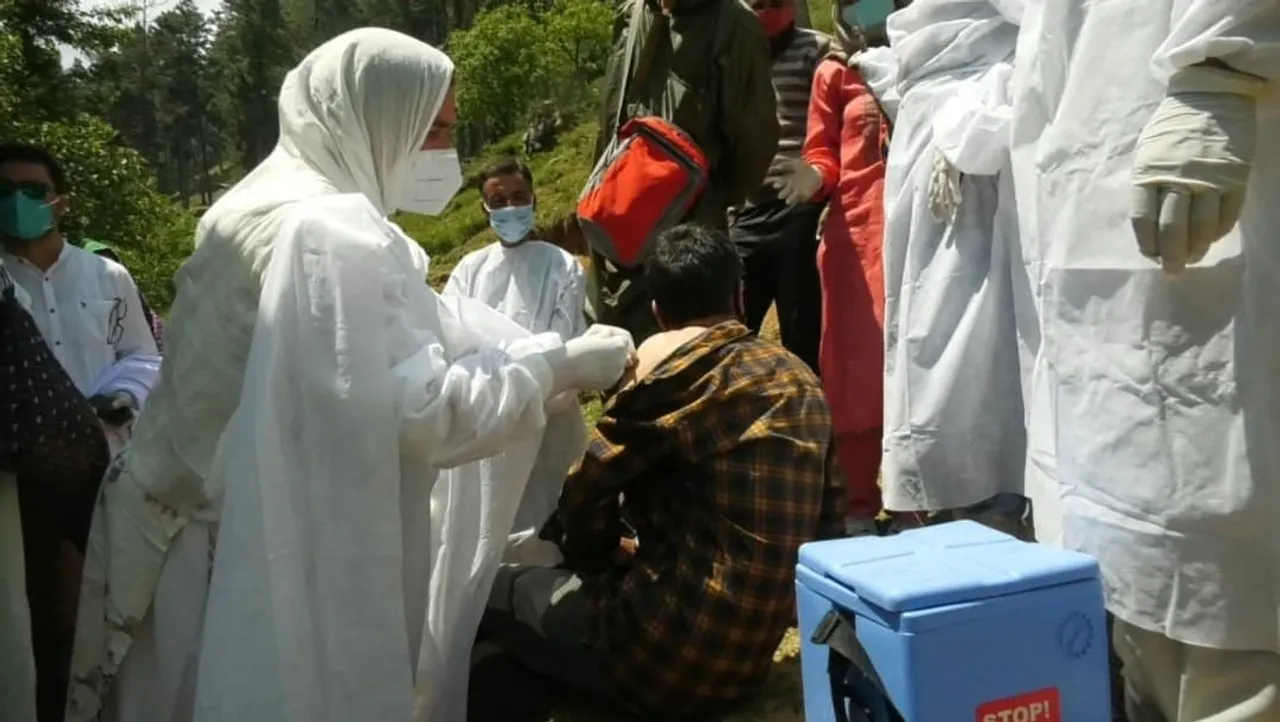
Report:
479,224,844,718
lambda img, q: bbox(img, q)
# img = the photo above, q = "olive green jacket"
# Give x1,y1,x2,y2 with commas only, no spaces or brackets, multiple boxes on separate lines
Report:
587,0,778,342
593,0,780,229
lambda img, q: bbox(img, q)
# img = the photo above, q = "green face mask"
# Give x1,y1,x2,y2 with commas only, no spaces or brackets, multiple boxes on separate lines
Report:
0,183,56,242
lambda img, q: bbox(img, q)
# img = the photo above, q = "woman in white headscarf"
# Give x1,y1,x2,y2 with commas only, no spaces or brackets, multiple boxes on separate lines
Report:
67,28,634,722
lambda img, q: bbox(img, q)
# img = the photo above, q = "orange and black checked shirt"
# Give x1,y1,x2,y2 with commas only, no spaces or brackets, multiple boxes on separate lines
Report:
541,321,845,717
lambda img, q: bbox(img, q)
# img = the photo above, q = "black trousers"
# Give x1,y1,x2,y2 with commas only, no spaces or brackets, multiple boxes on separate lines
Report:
729,199,824,371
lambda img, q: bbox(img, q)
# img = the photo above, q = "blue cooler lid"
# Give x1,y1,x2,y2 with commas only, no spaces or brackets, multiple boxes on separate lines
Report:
798,520,1098,613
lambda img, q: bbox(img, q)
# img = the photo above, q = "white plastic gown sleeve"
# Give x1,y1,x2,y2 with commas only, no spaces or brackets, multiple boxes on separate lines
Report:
89,354,163,408
440,242,589,560
879,0,1026,511
0,473,37,722
191,194,557,722
1009,0,1280,651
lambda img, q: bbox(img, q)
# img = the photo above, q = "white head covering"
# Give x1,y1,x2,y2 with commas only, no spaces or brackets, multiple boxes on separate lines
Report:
275,27,454,214
196,28,454,272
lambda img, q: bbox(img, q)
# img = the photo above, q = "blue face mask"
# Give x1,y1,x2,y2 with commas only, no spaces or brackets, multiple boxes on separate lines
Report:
842,0,895,30
0,191,55,242
488,204,535,245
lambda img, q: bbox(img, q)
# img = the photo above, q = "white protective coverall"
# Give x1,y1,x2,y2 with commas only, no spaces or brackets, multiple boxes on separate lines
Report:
880,0,1025,513
443,241,588,540
1010,1,1280,717
67,28,611,722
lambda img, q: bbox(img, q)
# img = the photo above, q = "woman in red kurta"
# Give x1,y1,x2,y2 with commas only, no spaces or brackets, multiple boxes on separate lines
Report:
807,56,888,531
769,3,899,531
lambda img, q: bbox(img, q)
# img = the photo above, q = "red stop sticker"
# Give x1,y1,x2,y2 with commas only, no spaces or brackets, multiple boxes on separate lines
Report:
975,687,1061,722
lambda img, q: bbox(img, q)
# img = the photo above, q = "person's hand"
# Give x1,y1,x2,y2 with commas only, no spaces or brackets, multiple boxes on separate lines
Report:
1130,63,1265,276
89,391,136,426
767,157,823,206
549,324,636,394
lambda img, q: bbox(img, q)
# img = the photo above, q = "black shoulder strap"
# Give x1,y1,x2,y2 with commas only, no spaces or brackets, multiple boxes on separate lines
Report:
616,0,669,129
810,608,906,722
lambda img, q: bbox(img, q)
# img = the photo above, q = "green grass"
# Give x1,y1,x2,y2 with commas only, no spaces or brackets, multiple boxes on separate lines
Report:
809,0,835,35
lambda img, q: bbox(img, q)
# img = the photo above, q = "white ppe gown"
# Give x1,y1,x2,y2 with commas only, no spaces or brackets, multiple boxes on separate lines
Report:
1009,0,1280,653
880,0,1026,512
68,28,565,722
443,241,589,538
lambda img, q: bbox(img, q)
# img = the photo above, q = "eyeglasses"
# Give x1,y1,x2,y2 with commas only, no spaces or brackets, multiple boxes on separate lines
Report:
0,181,53,202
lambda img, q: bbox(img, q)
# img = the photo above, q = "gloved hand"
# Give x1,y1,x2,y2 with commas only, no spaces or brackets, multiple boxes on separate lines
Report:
767,157,824,206
1130,63,1266,275
547,324,635,395
89,391,136,426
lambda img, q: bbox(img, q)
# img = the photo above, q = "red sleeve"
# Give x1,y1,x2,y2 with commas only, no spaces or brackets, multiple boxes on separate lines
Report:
802,59,845,202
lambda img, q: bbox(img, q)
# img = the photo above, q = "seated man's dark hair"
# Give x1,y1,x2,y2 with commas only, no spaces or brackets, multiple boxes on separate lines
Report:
644,223,742,326
478,156,534,187
0,142,69,194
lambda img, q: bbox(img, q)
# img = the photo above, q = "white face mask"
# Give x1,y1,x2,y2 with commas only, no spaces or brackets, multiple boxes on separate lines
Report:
399,149,463,216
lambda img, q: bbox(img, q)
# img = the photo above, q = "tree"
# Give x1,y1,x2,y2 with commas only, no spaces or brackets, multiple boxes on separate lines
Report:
150,0,215,205
540,0,613,114
0,17,190,307
446,0,612,150
208,0,293,168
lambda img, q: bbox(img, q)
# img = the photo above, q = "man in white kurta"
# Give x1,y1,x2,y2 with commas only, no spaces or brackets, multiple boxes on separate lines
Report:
0,143,157,395
1009,1,1280,718
444,157,588,539
67,28,634,722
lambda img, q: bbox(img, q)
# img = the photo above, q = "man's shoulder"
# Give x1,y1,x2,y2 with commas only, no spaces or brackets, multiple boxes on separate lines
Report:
456,244,494,267
70,244,132,282
278,193,397,255
729,335,824,392
526,240,583,270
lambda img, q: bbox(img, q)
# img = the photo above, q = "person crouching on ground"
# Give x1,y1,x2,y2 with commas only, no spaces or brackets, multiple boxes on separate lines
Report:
473,223,845,719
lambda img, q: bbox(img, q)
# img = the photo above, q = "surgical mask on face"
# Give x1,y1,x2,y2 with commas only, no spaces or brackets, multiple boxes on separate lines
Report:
842,0,895,30
487,203,536,245
399,149,463,216
0,190,55,242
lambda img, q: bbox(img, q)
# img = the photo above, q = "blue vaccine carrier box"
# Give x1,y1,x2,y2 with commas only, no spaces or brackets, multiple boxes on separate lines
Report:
796,521,1111,722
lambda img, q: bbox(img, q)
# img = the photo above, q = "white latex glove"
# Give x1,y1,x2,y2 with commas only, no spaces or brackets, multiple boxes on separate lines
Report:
1130,63,1266,276
766,157,823,206
502,529,565,566
546,323,635,394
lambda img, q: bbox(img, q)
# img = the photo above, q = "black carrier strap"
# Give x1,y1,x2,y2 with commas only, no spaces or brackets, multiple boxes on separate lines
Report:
810,610,907,722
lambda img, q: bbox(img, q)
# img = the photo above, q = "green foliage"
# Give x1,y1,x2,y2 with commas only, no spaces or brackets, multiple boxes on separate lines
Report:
447,0,612,141
809,0,835,36
447,5,550,139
